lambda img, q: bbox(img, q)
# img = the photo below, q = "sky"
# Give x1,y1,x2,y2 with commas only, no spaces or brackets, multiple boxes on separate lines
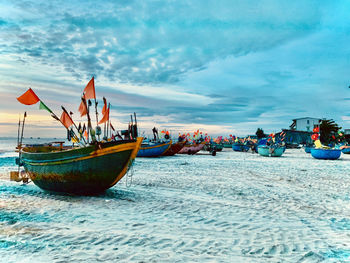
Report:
0,0,350,138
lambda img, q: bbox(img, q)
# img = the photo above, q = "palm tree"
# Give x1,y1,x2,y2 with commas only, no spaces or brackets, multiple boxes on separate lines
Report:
320,119,341,146
255,128,265,139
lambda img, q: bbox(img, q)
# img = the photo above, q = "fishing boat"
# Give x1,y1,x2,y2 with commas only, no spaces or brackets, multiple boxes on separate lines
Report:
178,141,206,155
310,148,341,160
20,138,142,194
223,143,233,148
203,142,223,152
15,77,143,194
232,143,249,152
342,147,350,154
304,146,313,153
162,141,186,156
258,145,284,157
137,140,172,157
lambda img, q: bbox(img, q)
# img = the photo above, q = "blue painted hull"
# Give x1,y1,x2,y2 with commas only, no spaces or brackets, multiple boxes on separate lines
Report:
342,148,350,154
311,148,341,160
232,144,249,152
258,146,284,157
304,146,313,153
137,141,171,157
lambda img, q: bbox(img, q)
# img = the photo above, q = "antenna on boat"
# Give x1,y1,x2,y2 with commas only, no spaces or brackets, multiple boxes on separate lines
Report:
134,112,138,138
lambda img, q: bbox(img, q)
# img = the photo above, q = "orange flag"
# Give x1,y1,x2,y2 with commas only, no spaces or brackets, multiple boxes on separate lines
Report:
60,111,74,129
102,97,107,115
78,100,87,117
17,88,40,105
98,107,109,125
83,77,96,99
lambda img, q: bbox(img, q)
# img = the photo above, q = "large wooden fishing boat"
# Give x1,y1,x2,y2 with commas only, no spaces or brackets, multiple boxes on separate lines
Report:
161,141,186,156
15,77,143,194
178,141,206,155
20,138,142,194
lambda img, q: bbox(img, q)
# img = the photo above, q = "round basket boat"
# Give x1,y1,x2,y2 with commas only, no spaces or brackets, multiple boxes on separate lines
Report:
304,146,313,154
310,148,341,160
341,147,350,154
258,145,284,157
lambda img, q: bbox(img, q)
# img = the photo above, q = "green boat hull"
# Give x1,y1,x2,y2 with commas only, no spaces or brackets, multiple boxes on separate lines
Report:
21,138,142,194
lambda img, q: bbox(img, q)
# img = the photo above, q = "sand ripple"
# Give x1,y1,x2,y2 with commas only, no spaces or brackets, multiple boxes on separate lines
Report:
0,149,350,262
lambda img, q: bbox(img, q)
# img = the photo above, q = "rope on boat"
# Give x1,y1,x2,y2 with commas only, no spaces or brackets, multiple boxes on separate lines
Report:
125,165,134,188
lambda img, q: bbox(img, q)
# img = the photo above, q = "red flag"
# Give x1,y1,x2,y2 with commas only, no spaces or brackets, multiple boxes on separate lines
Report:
60,111,74,129
17,88,40,105
102,97,107,115
313,127,319,133
78,100,87,117
98,106,109,125
83,77,96,99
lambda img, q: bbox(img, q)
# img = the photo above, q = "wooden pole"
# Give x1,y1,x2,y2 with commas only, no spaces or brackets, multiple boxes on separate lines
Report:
17,114,21,147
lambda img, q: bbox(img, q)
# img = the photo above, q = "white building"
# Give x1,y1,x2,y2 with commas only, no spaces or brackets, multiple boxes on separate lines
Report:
289,117,322,132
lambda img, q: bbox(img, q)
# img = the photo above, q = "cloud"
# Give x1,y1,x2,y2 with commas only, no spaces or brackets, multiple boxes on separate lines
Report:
1,0,350,137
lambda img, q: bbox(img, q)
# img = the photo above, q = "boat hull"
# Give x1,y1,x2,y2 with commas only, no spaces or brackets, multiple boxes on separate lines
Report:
21,138,143,194
258,146,284,157
311,148,341,160
178,142,205,154
341,148,350,154
137,141,171,157
162,141,186,156
304,146,313,153
232,143,249,152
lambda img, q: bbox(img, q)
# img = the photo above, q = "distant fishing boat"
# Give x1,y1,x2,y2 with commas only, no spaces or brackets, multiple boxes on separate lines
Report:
304,146,313,153
20,138,142,194
341,146,350,154
258,145,284,157
137,141,172,157
232,143,249,152
310,148,341,160
203,142,223,152
162,141,186,156
223,143,233,148
178,141,206,155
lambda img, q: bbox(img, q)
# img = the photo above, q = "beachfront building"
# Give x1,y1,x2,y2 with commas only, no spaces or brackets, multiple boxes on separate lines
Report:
276,117,322,147
289,117,322,132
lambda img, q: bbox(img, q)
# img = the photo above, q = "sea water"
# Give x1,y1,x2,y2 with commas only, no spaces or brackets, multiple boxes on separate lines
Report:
1,138,350,262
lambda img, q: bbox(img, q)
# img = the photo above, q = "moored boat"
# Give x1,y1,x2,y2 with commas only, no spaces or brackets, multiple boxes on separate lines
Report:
258,145,284,157
178,141,206,155
232,143,249,152
161,141,186,156
310,148,341,160
341,147,350,154
137,140,172,157
21,138,142,194
304,146,313,153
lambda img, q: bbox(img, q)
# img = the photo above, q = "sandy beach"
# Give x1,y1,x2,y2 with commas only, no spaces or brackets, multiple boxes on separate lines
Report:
0,148,350,262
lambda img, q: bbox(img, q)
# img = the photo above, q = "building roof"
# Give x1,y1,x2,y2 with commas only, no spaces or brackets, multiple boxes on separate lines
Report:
292,117,321,121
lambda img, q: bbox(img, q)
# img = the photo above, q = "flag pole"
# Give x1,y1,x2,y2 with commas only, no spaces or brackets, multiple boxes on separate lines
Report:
83,96,92,144
107,103,111,138
19,111,27,148
17,114,21,147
